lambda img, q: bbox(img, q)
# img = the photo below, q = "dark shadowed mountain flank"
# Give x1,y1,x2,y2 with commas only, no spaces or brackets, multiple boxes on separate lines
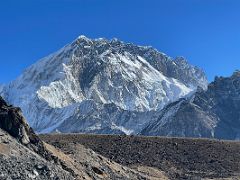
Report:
141,71,240,140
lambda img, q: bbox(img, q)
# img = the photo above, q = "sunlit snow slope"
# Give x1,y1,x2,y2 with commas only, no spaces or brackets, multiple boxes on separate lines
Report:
1,36,208,134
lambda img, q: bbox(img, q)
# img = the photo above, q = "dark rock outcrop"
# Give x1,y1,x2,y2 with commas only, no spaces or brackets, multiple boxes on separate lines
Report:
0,97,81,179
0,96,51,159
0,96,36,144
0,96,152,179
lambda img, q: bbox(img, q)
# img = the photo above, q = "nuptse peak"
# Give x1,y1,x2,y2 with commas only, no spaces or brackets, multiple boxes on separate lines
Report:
1,35,208,135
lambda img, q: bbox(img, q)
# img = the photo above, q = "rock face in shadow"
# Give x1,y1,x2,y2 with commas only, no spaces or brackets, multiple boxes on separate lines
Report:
0,96,65,164
0,96,44,152
0,96,77,179
141,71,240,140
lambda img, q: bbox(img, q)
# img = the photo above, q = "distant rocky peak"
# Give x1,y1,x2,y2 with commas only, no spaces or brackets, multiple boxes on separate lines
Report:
77,35,92,42
214,70,240,82
232,70,240,78
74,35,93,47
110,37,122,43
210,71,240,93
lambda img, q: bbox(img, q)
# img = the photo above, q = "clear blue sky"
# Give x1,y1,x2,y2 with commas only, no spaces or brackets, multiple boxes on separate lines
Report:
0,0,240,83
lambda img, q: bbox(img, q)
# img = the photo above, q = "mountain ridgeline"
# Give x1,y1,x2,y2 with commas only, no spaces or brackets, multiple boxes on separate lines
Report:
142,71,240,140
1,35,239,140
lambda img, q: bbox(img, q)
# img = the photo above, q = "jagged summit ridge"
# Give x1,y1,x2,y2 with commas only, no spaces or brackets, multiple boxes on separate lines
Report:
141,71,240,140
73,36,208,90
1,35,208,133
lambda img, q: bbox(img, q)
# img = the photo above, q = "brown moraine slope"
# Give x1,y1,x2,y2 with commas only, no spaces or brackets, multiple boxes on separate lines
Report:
40,134,240,180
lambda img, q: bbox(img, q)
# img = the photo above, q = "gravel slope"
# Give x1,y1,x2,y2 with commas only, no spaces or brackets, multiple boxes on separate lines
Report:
0,129,75,180
41,134,240,180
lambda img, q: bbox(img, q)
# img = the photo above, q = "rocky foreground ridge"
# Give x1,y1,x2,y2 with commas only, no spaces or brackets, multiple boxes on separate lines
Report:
1,96,240,180
0,97,164,180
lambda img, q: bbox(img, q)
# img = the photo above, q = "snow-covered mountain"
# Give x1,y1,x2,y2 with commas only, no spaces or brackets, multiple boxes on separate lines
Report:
0,36,208,134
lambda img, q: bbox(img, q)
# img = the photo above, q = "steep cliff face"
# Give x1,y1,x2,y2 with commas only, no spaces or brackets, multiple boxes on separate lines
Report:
141,71,240,140
0,96,46,153
0,36,207,134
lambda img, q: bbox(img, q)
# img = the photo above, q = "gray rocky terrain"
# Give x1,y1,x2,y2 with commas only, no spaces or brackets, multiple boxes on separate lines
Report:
0,129,75,180
0,96,164,180
0,96,75,179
